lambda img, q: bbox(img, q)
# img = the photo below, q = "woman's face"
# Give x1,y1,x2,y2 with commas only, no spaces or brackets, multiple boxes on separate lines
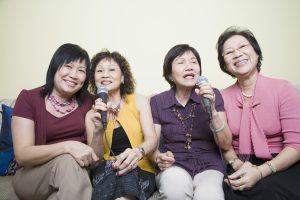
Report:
53,59,87,98
94,58,124,93
222,35,259,78
170,50,200,89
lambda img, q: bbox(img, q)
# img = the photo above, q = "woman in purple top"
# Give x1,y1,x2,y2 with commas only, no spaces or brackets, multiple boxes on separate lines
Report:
150,44,232,200
11,43,98,199
218,26,300,199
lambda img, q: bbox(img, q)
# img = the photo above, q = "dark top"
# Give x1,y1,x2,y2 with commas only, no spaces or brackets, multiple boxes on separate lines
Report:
150,87,225,176
110,126,132,156
13,86,93,145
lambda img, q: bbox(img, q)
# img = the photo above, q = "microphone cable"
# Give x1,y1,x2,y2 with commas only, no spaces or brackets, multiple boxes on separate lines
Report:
209,118,233,192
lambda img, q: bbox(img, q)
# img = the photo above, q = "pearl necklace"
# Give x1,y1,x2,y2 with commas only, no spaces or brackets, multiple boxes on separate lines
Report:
241,91,253,98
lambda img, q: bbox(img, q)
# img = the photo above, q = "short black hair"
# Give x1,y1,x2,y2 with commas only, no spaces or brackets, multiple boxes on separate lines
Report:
163,44,201,88
41,43,91,105
216,26,263,77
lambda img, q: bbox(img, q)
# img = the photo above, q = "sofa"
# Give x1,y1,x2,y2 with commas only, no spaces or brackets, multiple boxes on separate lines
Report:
1,85,299,200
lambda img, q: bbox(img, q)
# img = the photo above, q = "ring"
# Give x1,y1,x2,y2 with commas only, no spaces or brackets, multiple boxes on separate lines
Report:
239,186,244,191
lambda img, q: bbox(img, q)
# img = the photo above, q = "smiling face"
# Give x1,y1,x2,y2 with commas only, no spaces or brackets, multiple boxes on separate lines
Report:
222,35,259,79
170,50,200,89
94,58,124,93
52,59,87,99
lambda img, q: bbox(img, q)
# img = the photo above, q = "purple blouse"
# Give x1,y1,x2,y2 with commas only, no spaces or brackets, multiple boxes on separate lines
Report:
150,87,225,176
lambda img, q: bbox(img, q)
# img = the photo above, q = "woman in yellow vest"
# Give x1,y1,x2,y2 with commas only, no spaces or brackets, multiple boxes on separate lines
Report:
85,49,157,200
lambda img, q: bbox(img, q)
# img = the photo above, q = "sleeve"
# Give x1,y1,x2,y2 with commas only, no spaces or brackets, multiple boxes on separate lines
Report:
12,89,36,120
214,88,225,112
280,81,300,152
150,96,160,124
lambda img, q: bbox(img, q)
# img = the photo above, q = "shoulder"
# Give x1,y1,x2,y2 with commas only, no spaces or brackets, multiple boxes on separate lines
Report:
134,93,150,110
16,86,44,104
150,90,171,101
259,75,296,94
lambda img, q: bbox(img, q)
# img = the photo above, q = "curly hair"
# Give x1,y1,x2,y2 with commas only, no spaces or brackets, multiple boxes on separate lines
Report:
89,49,135,97
216,26,263,77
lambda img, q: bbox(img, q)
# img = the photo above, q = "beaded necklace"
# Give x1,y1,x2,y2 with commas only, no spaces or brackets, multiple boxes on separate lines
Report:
109,98,123,117
48,94,76,114
172,103,196,149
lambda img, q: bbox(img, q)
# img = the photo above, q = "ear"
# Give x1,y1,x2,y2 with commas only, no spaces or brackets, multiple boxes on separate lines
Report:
121,75,124,84
168,75,173,82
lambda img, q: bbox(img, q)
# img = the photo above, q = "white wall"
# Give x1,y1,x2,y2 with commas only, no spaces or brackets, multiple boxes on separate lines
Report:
1,0,299,99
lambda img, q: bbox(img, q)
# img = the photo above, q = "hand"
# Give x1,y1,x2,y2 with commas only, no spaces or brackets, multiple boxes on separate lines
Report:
155,151,175,171
195,83,216,112
112,148,140,176
91,98,112,131
225,161,262,191
65,141,99,167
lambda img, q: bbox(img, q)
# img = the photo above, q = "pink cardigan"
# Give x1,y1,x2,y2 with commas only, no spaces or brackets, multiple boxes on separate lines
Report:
221,75,300,159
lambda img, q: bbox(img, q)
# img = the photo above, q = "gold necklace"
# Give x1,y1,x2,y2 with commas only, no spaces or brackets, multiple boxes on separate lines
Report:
172,103,196,150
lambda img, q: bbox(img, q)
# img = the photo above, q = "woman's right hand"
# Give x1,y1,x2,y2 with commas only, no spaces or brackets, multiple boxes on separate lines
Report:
156,151,175,171
90,98,112,132
65,141,99,167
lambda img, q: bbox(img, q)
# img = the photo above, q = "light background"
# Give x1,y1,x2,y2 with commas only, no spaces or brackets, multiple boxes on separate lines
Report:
1,0,299,99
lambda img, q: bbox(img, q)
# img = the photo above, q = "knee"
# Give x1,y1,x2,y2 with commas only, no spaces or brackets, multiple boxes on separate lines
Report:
157,167,193,200
194,185,224,200
52,154,86,177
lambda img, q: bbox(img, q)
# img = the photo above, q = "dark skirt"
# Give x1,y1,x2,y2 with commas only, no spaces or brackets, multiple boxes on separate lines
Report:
224,156,300,200
91,160,156,200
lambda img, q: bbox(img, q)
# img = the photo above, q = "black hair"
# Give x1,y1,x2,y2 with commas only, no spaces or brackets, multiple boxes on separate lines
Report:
41,43,91,105
216,26,263,77
163,44,201,88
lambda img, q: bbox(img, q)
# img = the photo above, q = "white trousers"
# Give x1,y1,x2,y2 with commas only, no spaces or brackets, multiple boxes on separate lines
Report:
156,166,224,200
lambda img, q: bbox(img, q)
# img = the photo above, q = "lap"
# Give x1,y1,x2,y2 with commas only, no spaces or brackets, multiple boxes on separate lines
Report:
224,161,300,200
91,160,155,200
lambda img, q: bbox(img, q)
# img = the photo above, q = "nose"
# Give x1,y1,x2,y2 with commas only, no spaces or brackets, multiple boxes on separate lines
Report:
232,49,242,58
185,62,193,71
102,69,109,77
69,68,78,79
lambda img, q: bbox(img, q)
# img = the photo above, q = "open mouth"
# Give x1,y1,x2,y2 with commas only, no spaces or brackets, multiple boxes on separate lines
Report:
183,73,195,79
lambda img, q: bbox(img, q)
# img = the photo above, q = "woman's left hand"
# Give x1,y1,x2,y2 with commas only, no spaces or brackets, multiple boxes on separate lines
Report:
112,148,141,176
224,161,262,191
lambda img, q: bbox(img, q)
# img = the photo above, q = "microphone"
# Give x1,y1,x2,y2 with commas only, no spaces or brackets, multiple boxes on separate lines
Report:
196,76,212,120
97,86,108,130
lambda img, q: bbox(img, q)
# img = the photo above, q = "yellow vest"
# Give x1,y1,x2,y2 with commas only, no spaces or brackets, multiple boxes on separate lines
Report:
102,94,155,174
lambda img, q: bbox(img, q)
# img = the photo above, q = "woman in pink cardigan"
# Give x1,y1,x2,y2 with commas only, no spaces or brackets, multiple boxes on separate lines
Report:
217,26,300,199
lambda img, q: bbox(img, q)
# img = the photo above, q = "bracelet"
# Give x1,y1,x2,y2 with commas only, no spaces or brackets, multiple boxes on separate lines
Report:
252,165,263,180
266,161,277,174
228,157,238,166
210,120,225,133
138,146,146,158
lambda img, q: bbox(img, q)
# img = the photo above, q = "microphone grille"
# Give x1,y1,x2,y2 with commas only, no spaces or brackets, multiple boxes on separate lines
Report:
97,85,108,94
197,76,208,86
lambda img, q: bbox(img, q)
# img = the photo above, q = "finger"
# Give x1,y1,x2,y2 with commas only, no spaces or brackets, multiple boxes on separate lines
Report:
91,152,99,162
228,169,245,179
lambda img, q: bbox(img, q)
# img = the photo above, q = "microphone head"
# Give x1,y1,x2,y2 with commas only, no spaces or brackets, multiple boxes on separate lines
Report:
97,85,108,94
197,76,208,86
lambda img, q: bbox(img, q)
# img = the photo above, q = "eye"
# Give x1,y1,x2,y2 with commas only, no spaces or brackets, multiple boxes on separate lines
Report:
96,69,103,73
239,44,248,50
224,50,233,56
109,68,116,71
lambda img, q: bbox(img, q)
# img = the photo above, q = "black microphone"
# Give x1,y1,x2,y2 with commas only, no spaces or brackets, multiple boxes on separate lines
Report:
97,86,108,130
196,76,212,120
